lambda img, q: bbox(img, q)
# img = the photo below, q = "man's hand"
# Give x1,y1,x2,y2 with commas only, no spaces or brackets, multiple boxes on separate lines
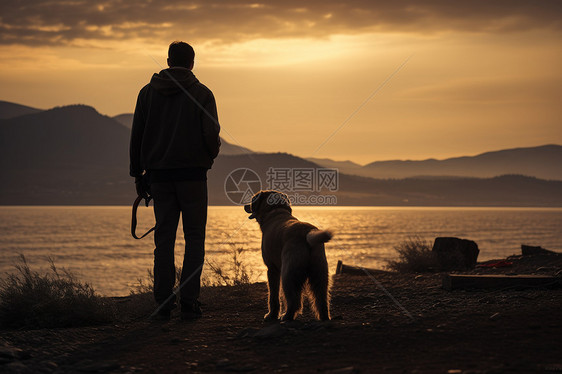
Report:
135,176,150,200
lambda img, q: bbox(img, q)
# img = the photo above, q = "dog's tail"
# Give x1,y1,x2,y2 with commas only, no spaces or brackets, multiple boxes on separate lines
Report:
306,229,333,247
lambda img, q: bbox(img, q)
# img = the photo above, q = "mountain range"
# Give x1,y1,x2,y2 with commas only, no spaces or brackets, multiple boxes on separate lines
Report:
0,100,561,206
0,101,42,120
112,109,562,181
309,145,562,180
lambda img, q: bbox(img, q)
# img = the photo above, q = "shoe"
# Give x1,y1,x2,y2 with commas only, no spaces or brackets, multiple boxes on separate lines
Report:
181,300,202,321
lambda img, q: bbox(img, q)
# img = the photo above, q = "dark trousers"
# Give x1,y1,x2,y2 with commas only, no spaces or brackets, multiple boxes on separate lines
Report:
151,180,207,310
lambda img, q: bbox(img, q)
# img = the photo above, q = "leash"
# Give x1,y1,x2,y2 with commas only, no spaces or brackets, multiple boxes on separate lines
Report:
131,195,155,239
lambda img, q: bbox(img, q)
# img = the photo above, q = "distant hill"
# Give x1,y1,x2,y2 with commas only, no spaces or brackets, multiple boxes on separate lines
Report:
112,112,253,156
363,145,562,180
219,139,254,156
307,157,362,171
310,145,562,181
0,104,131,204
0,101,42,119
208,154,562,206
0,104,129,170
112,113,133,128
1,100,561,206
306,156,365,179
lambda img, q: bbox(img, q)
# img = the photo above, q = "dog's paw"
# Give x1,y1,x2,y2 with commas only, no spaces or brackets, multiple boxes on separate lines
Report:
280,314,294,322
263,312,279,322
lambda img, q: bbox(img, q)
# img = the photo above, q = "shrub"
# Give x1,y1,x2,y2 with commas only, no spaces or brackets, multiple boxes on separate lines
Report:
0,255,113,329
387,237,439,273
131,246,256,298
130,266,182,295
205,245,254,289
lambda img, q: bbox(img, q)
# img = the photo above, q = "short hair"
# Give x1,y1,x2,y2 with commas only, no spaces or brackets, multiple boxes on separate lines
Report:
168,41,195,67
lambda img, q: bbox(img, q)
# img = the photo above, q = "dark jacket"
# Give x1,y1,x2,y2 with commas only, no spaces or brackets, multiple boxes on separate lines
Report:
129,67,221,178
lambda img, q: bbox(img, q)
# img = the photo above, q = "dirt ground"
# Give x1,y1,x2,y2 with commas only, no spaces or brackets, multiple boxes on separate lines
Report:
1,254,562,374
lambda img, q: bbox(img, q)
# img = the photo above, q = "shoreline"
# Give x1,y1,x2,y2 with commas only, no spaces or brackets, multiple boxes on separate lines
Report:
2,253,561,373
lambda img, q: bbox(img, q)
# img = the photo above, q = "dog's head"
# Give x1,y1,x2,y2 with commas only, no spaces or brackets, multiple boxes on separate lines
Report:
244,190,292,220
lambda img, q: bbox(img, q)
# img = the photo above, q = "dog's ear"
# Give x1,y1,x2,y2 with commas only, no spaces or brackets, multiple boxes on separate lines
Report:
246,191,263,219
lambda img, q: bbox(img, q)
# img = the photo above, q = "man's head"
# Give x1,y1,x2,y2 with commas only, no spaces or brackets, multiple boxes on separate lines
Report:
167,41,195,69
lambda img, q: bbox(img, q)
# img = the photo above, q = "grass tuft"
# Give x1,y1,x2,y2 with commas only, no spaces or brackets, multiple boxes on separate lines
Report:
387,237,439,273
130,266,182,295
131,245,256,298
0,255,113,329
204,245,255,291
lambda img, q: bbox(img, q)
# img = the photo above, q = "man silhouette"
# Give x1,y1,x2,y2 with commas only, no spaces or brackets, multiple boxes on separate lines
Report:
130,41,221,320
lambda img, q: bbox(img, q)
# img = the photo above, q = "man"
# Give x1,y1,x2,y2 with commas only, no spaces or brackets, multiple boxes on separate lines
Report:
130,41,221,321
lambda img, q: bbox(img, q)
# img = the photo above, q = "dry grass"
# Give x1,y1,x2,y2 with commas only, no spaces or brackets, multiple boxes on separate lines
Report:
0,255,113,329
387,237,439,273
204,245,255,291
130,266,182,295
131,245,256,298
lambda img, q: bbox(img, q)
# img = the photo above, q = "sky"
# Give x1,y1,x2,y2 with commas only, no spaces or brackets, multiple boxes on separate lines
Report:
0,1,561,164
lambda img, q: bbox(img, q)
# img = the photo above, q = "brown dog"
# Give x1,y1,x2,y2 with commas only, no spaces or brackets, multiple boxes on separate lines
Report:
244,190,332,321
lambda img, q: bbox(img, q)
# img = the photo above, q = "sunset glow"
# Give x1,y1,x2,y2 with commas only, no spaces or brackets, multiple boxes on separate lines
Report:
0,1,560,163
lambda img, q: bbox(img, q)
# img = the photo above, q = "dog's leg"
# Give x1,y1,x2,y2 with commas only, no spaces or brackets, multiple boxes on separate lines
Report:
264,268,280,322
309,274,330,320
280,262,306,321
309,250,331,321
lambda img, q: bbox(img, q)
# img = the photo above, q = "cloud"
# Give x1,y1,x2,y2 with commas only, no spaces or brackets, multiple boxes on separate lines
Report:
0,0,561,47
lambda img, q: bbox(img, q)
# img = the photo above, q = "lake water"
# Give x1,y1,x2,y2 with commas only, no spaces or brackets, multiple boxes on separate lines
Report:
1,206,561,296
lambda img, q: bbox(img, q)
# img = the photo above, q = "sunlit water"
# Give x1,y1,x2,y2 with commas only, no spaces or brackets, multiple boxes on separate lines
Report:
1,206,561,296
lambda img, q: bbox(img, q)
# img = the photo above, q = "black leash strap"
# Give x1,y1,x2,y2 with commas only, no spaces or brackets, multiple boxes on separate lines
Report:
131,195,155,239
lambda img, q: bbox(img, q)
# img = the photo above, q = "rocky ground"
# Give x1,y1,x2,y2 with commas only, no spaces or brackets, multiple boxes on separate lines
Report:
1,253,561,373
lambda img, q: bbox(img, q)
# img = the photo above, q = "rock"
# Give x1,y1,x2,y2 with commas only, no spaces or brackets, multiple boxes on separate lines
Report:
521,245,555,256
432,237,479,270
252,323,286,339
236,327,259,339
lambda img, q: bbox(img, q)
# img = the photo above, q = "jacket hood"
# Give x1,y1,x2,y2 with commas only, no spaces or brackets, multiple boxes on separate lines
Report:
149,67,199,95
